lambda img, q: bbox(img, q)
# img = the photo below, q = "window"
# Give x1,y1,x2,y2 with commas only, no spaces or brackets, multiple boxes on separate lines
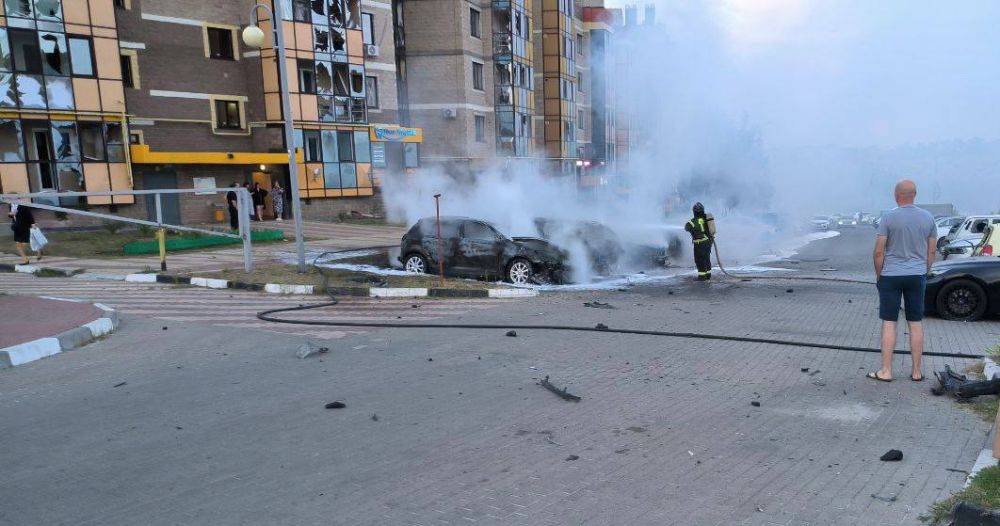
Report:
364,75,378,108
576,33,583,55
105,122,125,162
68,36,94,77
463,221,496,241
292,0,310,22
213,99,242,130
472,61,483,90
206,26,234,60
113,0,126,7
563,36,572,58
577,72,583,92
297,59,315,93
119,51,140,88
303,130,321,161
578,109,584,130
120,54,133,87
470,8,481,38
10,29,42,74
128,131,143,145
474,115,485,142
362,13,375,45
336,131,354,161
353,130,370,163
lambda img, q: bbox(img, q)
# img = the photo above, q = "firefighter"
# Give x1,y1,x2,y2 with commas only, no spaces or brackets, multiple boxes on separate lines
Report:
685,202,716,280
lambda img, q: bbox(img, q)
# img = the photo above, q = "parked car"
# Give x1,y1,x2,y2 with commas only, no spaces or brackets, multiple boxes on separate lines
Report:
399,217,568,284
809,215,832,231
925,258,1000,321
972,223,999,257
935,215,965,245
532,218,679,274
940,216,1000,258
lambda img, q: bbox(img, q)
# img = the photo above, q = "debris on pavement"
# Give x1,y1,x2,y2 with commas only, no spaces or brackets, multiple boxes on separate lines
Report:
595,323,609,330
370,413,379,421
583,301,615,309
540,375,581,402
566,455,579,461
820,268,837,272
325,401,346,409
113,382,127,388
809,370,821,376
801,367,810,372
879,449,903,462
295,342,330,359
786,289,794,293
870,493,897,503
750,401,761,407
506,330,517,337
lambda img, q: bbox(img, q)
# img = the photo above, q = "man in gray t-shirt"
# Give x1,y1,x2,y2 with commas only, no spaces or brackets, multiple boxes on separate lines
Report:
867,180,937,384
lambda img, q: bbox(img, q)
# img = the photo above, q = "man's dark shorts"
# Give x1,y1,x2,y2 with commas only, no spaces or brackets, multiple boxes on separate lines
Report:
877,275,927,322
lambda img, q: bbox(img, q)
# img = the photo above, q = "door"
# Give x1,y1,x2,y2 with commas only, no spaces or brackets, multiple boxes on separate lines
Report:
251,171,273,219
457,221,502,277
142,170,182,225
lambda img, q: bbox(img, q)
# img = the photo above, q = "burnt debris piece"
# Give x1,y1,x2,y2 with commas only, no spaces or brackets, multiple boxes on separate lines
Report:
506,330,518,337
540,375,581,402
931,365,1000,399
750,401,761,407
595,323,609,331
879,449,903,462
296,342,330,359
952,501,1000,525
583,301,616,309
325,401,346,409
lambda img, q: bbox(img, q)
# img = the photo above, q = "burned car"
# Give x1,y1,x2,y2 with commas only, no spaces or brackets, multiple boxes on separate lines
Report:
533,218,681,273
925,258,1000,321
399,217,568,284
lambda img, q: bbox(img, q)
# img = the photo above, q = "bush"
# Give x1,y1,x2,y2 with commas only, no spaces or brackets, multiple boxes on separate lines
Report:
137,225,153,236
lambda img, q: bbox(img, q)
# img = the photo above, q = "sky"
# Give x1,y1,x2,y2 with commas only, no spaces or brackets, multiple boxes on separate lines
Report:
612,0,1000,149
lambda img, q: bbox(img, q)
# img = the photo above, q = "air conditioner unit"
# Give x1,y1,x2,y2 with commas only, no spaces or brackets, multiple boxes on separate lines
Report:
364,44,379,57
441,108,457,119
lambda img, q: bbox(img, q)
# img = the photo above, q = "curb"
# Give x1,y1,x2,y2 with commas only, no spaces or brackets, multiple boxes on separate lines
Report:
984,356,1000,380
0,300,119,370
0,265,539,299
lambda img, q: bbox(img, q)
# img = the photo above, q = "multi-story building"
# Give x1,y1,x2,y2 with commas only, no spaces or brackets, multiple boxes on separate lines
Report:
1,0,420,225
531,0,582,176
0,0,133,208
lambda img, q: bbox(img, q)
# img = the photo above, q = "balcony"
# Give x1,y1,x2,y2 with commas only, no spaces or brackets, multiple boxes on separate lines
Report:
492,33,513,63
492,0,511,10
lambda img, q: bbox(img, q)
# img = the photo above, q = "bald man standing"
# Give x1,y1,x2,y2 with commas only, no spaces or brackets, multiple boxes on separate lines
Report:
868,180,937,383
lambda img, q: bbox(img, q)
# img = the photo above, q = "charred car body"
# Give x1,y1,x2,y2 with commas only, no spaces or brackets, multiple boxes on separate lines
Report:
399,217,568,284
925,258,1000,321
533,218,681,273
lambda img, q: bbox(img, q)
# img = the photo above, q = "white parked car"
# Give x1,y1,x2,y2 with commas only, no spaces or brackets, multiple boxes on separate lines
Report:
940,215,1000,259
935,216,965,245
810,215,832,231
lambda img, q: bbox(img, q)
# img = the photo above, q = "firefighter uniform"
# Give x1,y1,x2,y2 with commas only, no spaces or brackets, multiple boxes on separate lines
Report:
685,205,713,280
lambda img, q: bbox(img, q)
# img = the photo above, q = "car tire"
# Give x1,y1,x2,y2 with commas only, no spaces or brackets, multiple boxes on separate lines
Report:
403,253,428,274
936,279,989,321
506,258,533,285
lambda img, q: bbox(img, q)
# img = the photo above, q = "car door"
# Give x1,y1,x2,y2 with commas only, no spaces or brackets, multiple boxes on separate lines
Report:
457,221,502,277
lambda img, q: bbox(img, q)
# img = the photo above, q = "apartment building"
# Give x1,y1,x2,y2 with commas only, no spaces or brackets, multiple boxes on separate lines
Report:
0,0,419,225
0,0,133,208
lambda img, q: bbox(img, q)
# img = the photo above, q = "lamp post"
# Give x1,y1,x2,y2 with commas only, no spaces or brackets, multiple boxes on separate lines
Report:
243,3,306,273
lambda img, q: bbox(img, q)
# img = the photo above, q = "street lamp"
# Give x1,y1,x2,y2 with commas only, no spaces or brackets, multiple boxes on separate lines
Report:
244,2,306,273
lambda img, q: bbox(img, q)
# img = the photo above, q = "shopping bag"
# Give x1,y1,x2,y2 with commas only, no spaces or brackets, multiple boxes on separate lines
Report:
29,226,48,252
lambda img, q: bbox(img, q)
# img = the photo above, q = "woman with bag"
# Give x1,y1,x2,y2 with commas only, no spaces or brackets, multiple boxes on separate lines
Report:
9,200,36,265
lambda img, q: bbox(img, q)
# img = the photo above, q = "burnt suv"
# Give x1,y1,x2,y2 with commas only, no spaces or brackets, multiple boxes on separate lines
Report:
399,217,568,284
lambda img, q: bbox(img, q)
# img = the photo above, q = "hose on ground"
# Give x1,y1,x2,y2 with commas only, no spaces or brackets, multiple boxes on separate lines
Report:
711,239,874,285
257,246,983,360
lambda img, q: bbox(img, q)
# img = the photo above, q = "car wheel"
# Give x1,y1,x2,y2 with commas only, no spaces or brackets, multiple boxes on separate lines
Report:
936,279,989,321
506,258,533,285
403,253,428,274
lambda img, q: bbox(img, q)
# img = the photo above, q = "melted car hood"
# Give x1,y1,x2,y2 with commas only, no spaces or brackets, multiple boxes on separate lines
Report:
511,236,559,250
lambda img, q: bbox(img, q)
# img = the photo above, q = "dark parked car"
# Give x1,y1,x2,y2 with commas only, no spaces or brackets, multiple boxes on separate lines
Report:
399,217,568,284
925,258,1000,321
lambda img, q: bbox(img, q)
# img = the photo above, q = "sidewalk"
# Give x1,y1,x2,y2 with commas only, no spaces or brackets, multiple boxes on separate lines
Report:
0,221,406,276
0,296,104,348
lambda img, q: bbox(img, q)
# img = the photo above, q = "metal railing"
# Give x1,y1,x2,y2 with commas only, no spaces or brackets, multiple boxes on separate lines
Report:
1,188,256,272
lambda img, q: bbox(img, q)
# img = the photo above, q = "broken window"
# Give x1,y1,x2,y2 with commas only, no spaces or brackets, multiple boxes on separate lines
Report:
302,130,321,161
4,0,32,18
314,27,330,54
315,61,332,94
317,95,334,121
364,75,377,108
495,63,511,86
345,0,361,29
330,28,347,57
333,96,349,121
297,59,315,93
351,97,365,122
0,73,16,106
0,29,11,71
56,163,83,193
38,32,67,75
35,0,62,21
332,64,349,96
68,36,94,76
78,121,104,161
104,122,125,162
497,111,514,138
311,0,326,24
0,119,23,161
44,76,72,109
329,0,345,27
10,29,42,74
349,65,364,96
292,0,310,22
514,12,522,36
15,74,44,108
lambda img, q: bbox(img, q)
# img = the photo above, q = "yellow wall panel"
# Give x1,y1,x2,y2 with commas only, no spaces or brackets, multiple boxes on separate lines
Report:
356,163,372,187
92,27,117,39
262,57,278,93
326,189,343,198
294,23,312,51
357,187,374,197
265,92,282,121
306,163,323,189
0,163,28,194
341,188,358,197
73,78,101,112
83,163,111,205
63,0,89,25
301,95,318,121
296,163,308,193
285,57,298,92
94,37,122,79
64,23,91,35
89,0,116,28
307,189,326,198
109,163,134,204
289,93,302,121
347,30,363,58
99,79,125,113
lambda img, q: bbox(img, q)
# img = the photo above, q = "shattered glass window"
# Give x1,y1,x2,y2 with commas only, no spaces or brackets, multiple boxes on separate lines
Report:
311,0,326,24
0,119,24,161
315,61,332,94
349,65,365,96
330,28,346,57
333,96,349,122
4,0,32,18
329,0,344,27
38,32,67,76
44,75,72,109
332,64,349,96
0,73,17,107
15,73,45,108
339,163,356,187
302,130,321,162
323,163,341,188
56,162,83,192
314,27,330,54
277,0,293,20
51,121,78,161
318,95,334,122
10,28,42,73
0,29,11,71
34,0,60,21
79,121,104,161
104,122,125,162
345,0,360,29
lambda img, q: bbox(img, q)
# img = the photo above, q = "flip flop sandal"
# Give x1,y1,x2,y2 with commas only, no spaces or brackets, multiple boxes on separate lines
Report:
867,371,893,382
911,375,925,382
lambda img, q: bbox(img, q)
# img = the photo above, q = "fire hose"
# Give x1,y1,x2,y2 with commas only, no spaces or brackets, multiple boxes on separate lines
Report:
256,247,983,360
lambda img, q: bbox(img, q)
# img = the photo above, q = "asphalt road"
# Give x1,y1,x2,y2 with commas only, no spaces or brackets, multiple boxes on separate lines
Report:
2,228,998,526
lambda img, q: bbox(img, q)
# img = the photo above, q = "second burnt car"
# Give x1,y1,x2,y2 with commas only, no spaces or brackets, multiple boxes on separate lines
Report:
532,218,681,273
399,217,568,284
